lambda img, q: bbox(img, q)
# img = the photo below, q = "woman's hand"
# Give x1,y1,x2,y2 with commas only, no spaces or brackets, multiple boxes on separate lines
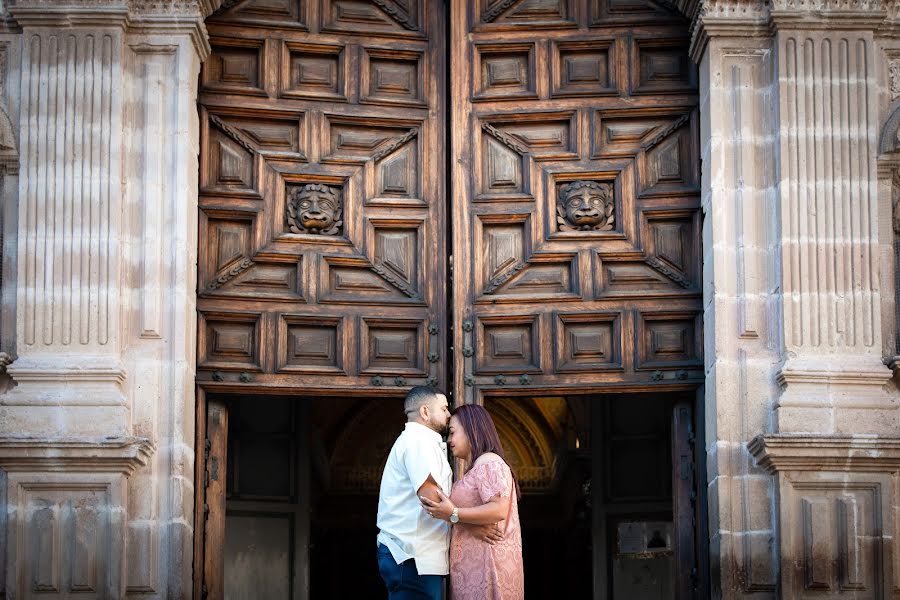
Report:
420,489,455,521
464,523,504,545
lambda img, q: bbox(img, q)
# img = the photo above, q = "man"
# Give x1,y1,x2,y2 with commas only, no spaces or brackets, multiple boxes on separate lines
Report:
377,386,452,599
376,387,501,599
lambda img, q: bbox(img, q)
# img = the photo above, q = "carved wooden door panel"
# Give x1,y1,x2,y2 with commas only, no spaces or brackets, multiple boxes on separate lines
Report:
197,0,447,395
450,0,702,402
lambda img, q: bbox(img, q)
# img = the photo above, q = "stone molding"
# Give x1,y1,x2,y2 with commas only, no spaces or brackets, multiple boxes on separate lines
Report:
687,0,900,61
0,435,154,474
750,434,900,472
776,358,893,400
5,0,218,58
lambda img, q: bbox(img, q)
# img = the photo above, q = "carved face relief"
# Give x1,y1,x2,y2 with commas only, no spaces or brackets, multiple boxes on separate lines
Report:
557,181,614,232
287,183,343,235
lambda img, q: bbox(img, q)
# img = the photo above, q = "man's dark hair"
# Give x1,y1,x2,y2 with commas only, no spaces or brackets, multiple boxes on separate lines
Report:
404,385,441,418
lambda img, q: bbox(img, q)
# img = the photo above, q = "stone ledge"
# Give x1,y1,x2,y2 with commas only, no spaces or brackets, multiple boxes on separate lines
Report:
749,434,900,473
0,436,155,474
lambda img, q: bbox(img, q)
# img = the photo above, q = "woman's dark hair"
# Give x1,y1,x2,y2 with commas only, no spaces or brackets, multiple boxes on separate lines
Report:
452,404,521,499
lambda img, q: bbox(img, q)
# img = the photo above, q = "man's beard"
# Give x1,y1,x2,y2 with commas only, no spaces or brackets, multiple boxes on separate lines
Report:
428,415,448,435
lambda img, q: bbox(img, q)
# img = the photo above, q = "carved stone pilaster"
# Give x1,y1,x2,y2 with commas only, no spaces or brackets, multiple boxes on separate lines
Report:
750,435,900,597
0,437,154,599
0,2,209,596
771,15,895,432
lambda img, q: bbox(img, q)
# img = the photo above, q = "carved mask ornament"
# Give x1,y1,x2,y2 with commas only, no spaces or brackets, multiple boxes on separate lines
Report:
557,180,614,232
287,183,343,235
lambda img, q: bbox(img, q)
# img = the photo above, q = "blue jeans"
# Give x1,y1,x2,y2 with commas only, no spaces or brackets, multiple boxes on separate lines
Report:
377,543,443,600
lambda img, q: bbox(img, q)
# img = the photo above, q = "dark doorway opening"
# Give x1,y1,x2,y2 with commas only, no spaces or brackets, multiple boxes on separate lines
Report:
484,393,693,600
217,395,405,600
207,391,698,600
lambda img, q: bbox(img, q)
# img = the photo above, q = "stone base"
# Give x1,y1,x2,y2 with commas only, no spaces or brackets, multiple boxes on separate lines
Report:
775,358,897,434
0,437,153,599
750,434,900,597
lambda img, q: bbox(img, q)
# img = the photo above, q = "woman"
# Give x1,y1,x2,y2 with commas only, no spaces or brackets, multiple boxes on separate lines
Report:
420,404,524,600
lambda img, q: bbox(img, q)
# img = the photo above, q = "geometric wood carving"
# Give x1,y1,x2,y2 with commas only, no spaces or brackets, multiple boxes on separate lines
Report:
474,43,536,100
486,112,577,161
324,118,415,164
224,0,305,25
642,122,696,194
590,0,667,24
278,315,343,373
322,0,420,35
491,262,574,296
209,219,252,274
375,136,419,201
632,38,695,94
204,126,256,194
283,42,346,101
360,318,425,374
555,312,620,371
636,312,700,369
228,115,305,159
592,108,692,159
481,134,526,196
361,47,425,107
480,220,527,291
475,315,540,373
372,225,419,297
597,261,682,296
485,0,572,25
202,41,265,96
221,262,304,301
649,219,690,274
551,40,616,97
199,312,263,371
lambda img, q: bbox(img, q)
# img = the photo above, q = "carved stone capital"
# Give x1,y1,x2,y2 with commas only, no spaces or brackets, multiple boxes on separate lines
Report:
7,0,131,27
770,0,892,29
688,0,772,62
5,0,217,57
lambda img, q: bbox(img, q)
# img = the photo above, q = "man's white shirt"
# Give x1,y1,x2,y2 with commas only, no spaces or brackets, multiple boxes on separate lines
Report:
377,421,453,575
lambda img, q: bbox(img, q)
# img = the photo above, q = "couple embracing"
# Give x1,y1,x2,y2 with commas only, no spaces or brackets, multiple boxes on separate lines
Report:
376,386,525,600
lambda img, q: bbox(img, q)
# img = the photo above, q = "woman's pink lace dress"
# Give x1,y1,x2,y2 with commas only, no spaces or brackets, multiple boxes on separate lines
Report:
449,458,524,600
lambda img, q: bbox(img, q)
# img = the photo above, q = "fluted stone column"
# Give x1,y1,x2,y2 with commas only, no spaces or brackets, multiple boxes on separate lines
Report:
0,2,212,598
771,2,897,435
741,4,900,598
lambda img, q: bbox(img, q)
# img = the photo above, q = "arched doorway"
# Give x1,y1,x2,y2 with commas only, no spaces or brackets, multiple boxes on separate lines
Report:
194,0,705,597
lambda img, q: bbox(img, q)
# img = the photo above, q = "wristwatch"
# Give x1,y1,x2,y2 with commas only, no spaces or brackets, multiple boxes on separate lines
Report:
449,507,459,524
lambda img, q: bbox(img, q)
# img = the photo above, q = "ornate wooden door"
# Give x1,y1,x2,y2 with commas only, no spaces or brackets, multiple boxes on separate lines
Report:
196,0,447,395
450,0,702,401
196,0,703,597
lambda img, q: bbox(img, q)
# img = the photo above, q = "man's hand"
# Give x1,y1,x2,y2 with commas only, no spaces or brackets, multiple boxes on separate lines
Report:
464,523,504,545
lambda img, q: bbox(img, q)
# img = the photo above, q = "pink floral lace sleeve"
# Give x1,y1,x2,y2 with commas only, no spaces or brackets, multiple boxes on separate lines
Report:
474,459,512,503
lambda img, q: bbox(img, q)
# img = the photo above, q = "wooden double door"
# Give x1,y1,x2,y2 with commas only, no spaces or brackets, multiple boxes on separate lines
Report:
195,0,703,596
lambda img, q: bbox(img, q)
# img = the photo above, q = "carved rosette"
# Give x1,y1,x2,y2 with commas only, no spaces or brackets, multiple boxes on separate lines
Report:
287,183,343,236
556,180,614,232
